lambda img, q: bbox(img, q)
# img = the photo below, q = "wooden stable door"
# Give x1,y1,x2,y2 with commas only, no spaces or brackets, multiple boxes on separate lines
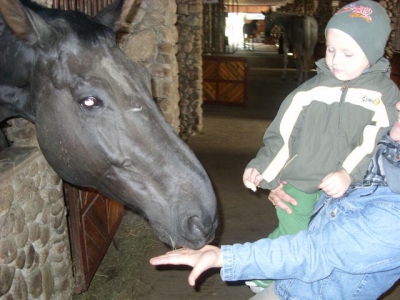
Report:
64,183,124,293
203,56,249,106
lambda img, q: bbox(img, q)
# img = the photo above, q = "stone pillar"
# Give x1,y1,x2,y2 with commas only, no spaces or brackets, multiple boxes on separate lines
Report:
119,0,181,132
176,0,204,141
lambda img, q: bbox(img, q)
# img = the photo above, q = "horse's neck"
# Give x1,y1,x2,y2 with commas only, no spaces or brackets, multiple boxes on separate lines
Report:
275,13,297,28
0,79,33,122
0,29,35,122
0,35,34,87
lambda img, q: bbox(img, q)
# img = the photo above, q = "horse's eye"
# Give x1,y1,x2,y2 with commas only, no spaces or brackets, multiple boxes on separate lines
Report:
79,96,100,109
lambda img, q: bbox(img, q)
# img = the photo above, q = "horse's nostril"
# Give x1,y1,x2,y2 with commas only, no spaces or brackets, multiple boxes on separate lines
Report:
179,215,216,249
187,216,204,236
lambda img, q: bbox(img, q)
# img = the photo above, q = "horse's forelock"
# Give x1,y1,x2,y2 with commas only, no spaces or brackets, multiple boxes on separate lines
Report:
37,6,115,47
67,15,115,46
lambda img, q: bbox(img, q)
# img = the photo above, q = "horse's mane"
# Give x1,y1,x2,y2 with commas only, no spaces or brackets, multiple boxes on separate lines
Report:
21,0,114,45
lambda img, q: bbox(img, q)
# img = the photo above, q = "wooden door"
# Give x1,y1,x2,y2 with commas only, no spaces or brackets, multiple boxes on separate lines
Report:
202,56,249,106
64,183,124,293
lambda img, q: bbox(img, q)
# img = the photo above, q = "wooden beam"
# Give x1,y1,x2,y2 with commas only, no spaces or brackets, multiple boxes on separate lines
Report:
226,5,271,13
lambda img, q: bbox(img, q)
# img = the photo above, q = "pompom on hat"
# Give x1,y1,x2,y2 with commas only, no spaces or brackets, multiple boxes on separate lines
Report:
325,0,391,65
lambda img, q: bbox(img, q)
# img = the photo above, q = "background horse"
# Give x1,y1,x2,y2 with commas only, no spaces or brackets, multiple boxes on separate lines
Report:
0,0,218,250
243,20,258,50
262,10,318,84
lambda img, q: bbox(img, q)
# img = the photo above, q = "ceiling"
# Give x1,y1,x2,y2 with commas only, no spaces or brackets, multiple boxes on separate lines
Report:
224,0,291,13
227,0,291,5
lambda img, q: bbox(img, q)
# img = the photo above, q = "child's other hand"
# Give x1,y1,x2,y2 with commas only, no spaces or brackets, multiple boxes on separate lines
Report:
243,168,263,191
318,170,351,198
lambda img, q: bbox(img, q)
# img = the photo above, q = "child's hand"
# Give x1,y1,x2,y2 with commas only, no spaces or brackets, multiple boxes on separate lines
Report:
149,245,222,286
243,168,264,192
318,170,351,198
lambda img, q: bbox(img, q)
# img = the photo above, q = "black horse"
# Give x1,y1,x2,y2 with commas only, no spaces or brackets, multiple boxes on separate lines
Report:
243,20,258,50
262,10,318,84
0,0,218,250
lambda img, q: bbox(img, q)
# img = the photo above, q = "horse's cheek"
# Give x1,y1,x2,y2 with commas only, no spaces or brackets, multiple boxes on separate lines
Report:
35,96,87,181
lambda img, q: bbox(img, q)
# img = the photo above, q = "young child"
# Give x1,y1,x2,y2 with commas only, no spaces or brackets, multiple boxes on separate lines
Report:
243,0,399,291
150,100,400,299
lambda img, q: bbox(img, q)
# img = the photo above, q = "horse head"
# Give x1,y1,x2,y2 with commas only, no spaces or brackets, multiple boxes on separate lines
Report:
0,0,218,249
261,10,279,38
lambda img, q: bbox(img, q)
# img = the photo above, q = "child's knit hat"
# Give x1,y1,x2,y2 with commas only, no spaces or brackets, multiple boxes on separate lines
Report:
325,0,391,65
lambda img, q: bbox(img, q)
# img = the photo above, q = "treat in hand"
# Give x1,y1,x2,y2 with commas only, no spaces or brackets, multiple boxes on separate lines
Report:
245,181,257,192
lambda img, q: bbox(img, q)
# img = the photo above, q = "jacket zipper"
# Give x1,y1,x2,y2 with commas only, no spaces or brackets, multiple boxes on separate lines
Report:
337,81,350,170
340,80,349,92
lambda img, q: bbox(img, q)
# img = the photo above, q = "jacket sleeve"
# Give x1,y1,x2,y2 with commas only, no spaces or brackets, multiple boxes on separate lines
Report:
220,192,400,283
246,89,304,190
343,82,400,182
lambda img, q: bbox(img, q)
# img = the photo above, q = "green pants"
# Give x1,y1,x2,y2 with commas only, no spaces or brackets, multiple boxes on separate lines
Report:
269,183,321,239
251,183,321,289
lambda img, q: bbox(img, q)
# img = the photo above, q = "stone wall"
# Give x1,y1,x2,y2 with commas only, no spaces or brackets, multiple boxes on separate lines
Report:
1,122,73,300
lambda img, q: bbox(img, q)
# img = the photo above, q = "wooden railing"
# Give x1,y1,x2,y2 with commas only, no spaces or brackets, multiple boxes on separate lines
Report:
53,0,114,15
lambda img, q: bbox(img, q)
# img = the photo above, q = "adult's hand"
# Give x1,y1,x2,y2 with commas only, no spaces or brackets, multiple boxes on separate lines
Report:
150,245,222,286
269,182,297,214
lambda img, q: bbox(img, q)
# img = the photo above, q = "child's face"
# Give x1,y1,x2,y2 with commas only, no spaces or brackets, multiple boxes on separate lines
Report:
325,29,370,81
390,102,400,142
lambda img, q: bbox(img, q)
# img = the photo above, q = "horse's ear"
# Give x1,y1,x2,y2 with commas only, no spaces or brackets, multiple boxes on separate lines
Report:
94,0,137,32
261,6,271,15
0,0,55,46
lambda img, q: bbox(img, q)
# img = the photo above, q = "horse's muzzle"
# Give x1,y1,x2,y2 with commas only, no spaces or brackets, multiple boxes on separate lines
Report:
179,214,218,250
